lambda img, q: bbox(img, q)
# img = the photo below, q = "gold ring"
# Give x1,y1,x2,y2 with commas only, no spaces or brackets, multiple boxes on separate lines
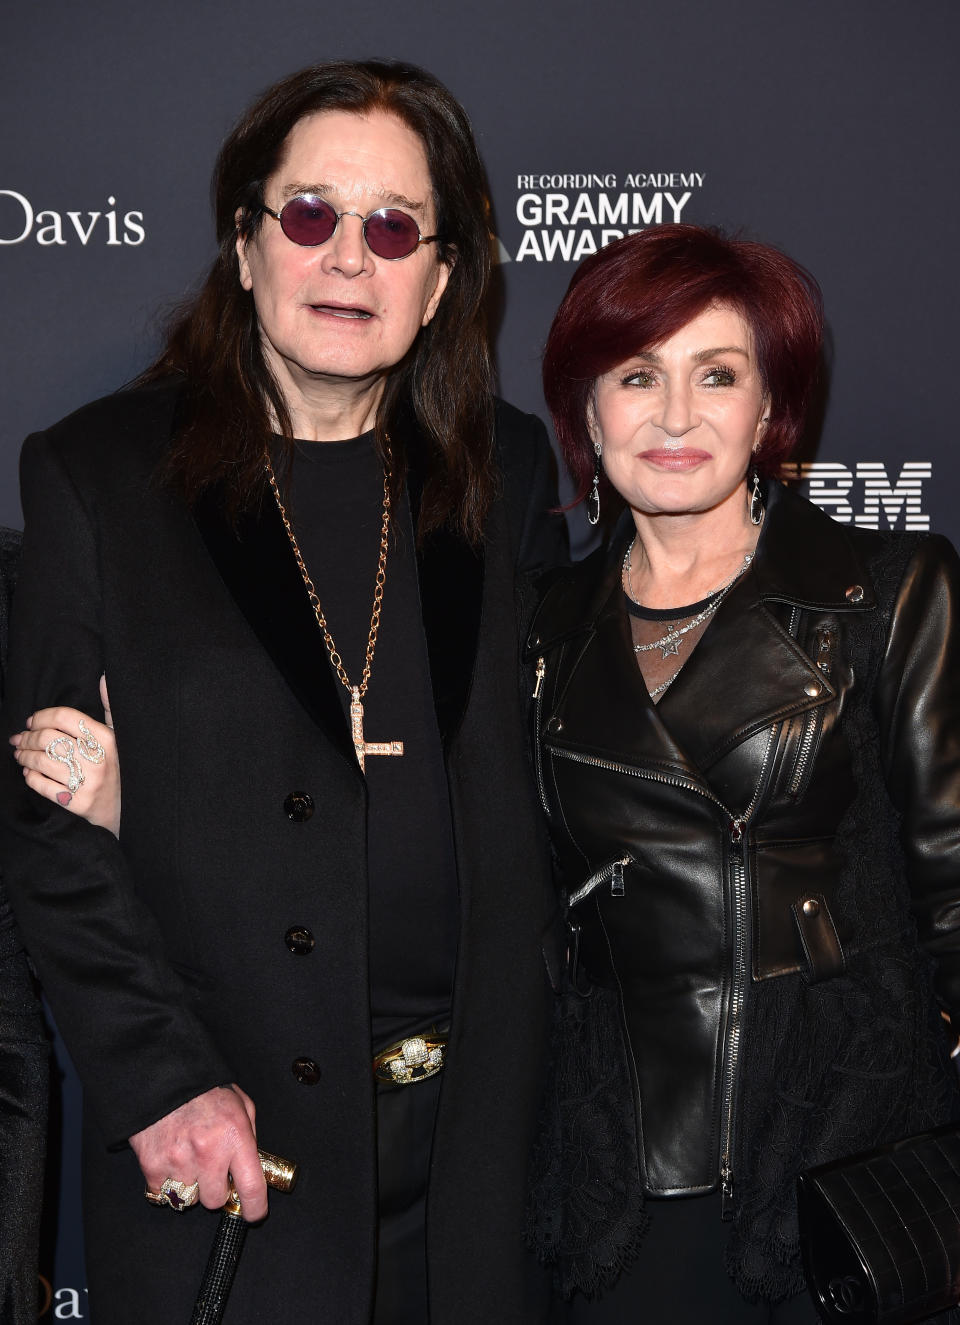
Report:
144,1178,200,1211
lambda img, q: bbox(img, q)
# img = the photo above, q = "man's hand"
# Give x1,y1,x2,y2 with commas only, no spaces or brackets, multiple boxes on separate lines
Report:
129,1084,267,1221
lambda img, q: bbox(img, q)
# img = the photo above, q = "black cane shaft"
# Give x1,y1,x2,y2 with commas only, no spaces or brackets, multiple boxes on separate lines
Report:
190,1211,248,1325
189,1150,297,1324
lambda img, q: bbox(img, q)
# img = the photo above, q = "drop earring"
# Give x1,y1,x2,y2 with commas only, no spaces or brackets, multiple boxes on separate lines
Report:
749,469,764,526
586,442,602,526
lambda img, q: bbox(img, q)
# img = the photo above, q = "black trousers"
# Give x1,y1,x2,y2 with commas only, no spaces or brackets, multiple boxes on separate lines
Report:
372,1070,442,1325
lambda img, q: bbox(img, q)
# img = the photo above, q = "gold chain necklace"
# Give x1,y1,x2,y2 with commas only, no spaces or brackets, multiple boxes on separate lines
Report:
265,451,404,773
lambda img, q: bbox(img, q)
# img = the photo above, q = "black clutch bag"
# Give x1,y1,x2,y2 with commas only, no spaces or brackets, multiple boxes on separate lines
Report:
797,1126,960,1324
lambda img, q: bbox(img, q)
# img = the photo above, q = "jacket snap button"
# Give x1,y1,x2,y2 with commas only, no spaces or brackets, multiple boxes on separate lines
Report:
802,897,820,917
845,584,864,602
292,1057,321,1085
547,716,563,735
285,926,315,955
284,792,315,822
804,682,821,697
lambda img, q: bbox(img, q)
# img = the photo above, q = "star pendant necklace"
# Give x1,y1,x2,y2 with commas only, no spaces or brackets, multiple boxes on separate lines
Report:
266,450,404,773
623,535,756,662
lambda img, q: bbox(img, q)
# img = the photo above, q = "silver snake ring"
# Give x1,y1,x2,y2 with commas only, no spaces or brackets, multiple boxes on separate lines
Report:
45,737,84,794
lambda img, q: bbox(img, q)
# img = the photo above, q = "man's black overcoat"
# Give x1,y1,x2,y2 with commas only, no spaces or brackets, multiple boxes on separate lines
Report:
0,380,565,1323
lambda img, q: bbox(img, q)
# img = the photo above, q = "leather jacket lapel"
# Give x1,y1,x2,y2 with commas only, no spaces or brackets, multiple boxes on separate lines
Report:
534,537,709,785
656,571,836,770
558,593,710,784
532,486,862,780
192,485,358,768
751,480,876,610
656,480,875,771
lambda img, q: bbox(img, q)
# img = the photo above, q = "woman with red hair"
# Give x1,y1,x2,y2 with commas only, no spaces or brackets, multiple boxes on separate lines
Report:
528,225,960,1321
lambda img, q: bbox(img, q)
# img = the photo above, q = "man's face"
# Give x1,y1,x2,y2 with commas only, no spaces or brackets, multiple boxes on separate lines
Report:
236,108,451,409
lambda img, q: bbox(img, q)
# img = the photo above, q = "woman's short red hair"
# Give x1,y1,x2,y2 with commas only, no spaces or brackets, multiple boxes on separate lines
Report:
542,224,824,504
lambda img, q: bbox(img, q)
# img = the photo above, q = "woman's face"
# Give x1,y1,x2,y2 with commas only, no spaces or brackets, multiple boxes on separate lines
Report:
591,304,769,522
236,108,451,404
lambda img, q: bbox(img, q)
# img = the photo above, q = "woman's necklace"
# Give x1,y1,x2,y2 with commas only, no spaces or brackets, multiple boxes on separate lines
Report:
648,668,684,701
622,536,755,661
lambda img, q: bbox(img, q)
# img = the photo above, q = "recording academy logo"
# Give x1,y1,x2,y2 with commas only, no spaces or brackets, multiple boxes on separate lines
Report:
780,461,931,529
505,171,705,263
0,189,144,246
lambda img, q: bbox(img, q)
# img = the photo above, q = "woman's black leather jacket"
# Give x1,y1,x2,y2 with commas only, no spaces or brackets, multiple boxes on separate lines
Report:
527,481,960,1295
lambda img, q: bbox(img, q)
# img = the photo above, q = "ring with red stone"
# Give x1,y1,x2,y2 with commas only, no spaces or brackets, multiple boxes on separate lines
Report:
160,1178,200,1211
145,1178,200,1211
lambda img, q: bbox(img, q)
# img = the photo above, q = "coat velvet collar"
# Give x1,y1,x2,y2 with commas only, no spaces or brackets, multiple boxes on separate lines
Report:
528,481,875,776
192,425,483,771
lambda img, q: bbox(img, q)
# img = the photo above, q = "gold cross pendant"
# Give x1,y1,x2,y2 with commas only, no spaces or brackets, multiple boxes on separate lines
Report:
350,686,404,773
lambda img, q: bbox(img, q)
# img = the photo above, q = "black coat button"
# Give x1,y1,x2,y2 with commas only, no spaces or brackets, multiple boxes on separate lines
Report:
284,792,314,822
285,926,315,956
292,1057,320,1085
547,716,563,735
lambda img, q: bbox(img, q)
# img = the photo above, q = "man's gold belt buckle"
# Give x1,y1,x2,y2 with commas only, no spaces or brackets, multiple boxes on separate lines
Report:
372,1034,447,1085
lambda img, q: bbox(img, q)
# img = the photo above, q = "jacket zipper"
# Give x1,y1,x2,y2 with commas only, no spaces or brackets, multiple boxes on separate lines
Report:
551,748,743,830
532,657,551,818
719,724,776,1220
787,627,834,799
532,656,546,701
553,724,777,1217
567,854,633,908
720,826,748,1220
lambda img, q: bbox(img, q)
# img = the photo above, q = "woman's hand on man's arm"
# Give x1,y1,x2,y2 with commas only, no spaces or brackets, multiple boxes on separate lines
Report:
9,674,120,836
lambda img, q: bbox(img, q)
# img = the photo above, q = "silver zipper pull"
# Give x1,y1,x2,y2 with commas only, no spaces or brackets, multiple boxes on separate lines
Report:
817,627,833,671
729,818,745,845
610,859,626,897
532,656,546,700
720,1165,735,1220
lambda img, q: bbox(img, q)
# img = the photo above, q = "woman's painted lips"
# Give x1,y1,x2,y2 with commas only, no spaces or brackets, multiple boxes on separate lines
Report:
638,448,710,470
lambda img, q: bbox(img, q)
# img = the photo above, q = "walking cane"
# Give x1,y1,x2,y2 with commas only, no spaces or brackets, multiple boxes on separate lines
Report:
190,1148,298,1325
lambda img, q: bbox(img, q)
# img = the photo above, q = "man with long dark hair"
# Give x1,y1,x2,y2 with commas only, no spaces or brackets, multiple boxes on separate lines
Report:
1,60,565,1323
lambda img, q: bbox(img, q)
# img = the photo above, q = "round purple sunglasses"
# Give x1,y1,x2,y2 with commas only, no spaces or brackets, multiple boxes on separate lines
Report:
261,194,442,261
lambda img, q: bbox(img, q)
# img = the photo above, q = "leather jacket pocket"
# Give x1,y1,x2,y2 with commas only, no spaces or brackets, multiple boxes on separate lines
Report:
753,838,850,980
791,892,846,983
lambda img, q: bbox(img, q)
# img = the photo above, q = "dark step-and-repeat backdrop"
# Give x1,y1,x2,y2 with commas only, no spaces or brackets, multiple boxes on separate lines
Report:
3,2,958,1317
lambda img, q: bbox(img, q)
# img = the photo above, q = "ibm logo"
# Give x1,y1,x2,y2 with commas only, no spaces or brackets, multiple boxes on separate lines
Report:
780,462,931,531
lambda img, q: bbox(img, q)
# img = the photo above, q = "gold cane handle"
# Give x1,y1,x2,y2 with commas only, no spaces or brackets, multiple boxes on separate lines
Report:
222,1147,298,1215
258,1147,298,1193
